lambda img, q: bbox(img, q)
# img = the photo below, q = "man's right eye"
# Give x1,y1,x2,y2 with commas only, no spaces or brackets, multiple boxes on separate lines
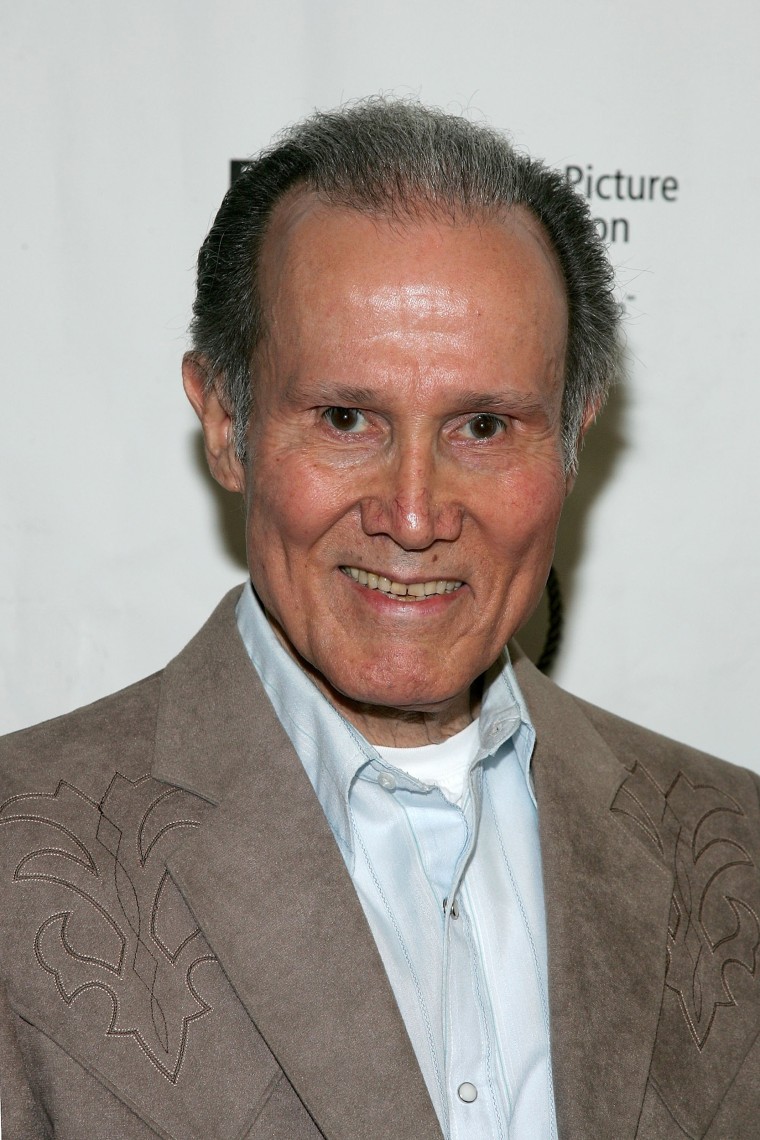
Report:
323,407,365,432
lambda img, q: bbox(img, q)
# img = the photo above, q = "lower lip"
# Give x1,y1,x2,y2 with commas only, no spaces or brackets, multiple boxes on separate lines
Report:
340,571,465,613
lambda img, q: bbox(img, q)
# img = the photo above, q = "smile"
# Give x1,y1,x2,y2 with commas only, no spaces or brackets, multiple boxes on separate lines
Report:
340,566,463,600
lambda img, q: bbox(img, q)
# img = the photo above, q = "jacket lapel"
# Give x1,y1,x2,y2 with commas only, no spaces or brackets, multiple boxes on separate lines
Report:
154,590,677,1140
514,651,673,1139
153,588,443,1140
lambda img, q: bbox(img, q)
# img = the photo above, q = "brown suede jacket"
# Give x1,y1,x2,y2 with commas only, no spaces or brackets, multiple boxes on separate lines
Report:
2,588,759,1138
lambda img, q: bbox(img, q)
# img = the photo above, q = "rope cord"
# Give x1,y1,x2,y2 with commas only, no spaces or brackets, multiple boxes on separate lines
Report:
536,565,563,674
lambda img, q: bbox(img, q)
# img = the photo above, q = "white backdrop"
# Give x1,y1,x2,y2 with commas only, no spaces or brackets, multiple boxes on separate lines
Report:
1,0,758,769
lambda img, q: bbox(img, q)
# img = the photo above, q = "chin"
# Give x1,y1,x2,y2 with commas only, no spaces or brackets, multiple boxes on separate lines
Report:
326,656,475,714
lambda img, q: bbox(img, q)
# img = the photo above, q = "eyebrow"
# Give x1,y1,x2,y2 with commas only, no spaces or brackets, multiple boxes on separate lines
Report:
303,383,379,406
449,389,547,416
288,380,547,417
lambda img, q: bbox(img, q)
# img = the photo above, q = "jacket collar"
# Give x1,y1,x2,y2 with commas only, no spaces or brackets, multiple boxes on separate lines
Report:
512,646,673,1139
153,587,444,1140
153,587,673,1139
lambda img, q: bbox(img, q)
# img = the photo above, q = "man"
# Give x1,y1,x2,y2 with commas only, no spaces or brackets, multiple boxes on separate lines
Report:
1,100,759,1140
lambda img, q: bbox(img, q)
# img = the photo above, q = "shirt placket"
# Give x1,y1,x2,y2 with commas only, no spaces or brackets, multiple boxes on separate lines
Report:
440,770,508,1140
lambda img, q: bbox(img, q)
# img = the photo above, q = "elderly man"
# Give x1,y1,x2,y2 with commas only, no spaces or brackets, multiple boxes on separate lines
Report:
2,101,759,1140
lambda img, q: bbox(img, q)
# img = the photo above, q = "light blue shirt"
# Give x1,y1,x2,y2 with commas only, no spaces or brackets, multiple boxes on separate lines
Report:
236,583,556,1139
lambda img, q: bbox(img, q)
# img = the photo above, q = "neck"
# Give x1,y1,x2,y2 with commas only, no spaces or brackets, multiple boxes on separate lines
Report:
321,682,483,747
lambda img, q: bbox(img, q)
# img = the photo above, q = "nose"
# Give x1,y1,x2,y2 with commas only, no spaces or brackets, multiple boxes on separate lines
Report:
359,446,464,550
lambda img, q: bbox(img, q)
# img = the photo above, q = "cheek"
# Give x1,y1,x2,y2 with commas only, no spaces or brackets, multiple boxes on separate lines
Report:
245,455,354,566
485,468,566,560
244,481,309,633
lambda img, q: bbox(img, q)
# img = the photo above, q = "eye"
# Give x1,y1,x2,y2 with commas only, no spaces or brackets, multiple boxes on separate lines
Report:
462,414,507,440
323,406,366,433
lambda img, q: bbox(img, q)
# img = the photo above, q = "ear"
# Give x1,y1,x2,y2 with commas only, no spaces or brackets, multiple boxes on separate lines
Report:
182,353,246,494
564,398,601,495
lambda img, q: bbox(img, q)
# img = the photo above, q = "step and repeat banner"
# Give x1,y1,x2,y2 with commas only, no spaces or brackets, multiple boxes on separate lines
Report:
1,1,758,768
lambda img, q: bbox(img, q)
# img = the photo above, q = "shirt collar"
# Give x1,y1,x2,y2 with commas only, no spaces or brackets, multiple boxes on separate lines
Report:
235,581,367,852
235,581,538,853
477,646,537,805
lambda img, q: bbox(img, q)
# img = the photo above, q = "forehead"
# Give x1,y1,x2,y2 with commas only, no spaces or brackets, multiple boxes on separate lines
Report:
258,190,568,329
254,195,570,410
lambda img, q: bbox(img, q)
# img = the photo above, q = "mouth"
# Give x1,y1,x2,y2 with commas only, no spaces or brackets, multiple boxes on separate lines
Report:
340,565,464,601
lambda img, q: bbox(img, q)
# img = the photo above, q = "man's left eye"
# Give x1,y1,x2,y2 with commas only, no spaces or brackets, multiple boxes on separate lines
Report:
323,407,366,432
462,414,507,440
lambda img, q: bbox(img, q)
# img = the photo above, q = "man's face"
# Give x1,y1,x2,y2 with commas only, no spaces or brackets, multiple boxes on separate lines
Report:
240,196,572,724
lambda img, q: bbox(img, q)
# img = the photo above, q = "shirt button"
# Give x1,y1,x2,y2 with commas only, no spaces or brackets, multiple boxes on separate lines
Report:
377,771,396,791
457,1082,478,1103
443,896,459,919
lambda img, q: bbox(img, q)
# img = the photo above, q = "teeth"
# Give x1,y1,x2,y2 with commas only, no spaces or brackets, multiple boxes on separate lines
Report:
342,566,463,600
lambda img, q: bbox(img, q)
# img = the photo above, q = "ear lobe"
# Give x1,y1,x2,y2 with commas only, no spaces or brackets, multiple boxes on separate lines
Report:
182,353,246,494
564,397,602,495
580,396,602,437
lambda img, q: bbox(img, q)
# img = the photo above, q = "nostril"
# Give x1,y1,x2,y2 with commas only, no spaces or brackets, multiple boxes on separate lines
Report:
359,491,464,549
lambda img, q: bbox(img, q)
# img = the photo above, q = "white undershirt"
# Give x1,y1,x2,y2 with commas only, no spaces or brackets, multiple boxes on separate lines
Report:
375,718,482,805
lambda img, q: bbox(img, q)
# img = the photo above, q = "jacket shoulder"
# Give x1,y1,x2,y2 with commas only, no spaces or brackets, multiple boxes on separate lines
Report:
513,644,756,797
574,692,759,799
0,673,162,802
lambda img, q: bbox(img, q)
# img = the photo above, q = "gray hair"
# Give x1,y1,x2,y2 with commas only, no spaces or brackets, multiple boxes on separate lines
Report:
189,97,621,471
